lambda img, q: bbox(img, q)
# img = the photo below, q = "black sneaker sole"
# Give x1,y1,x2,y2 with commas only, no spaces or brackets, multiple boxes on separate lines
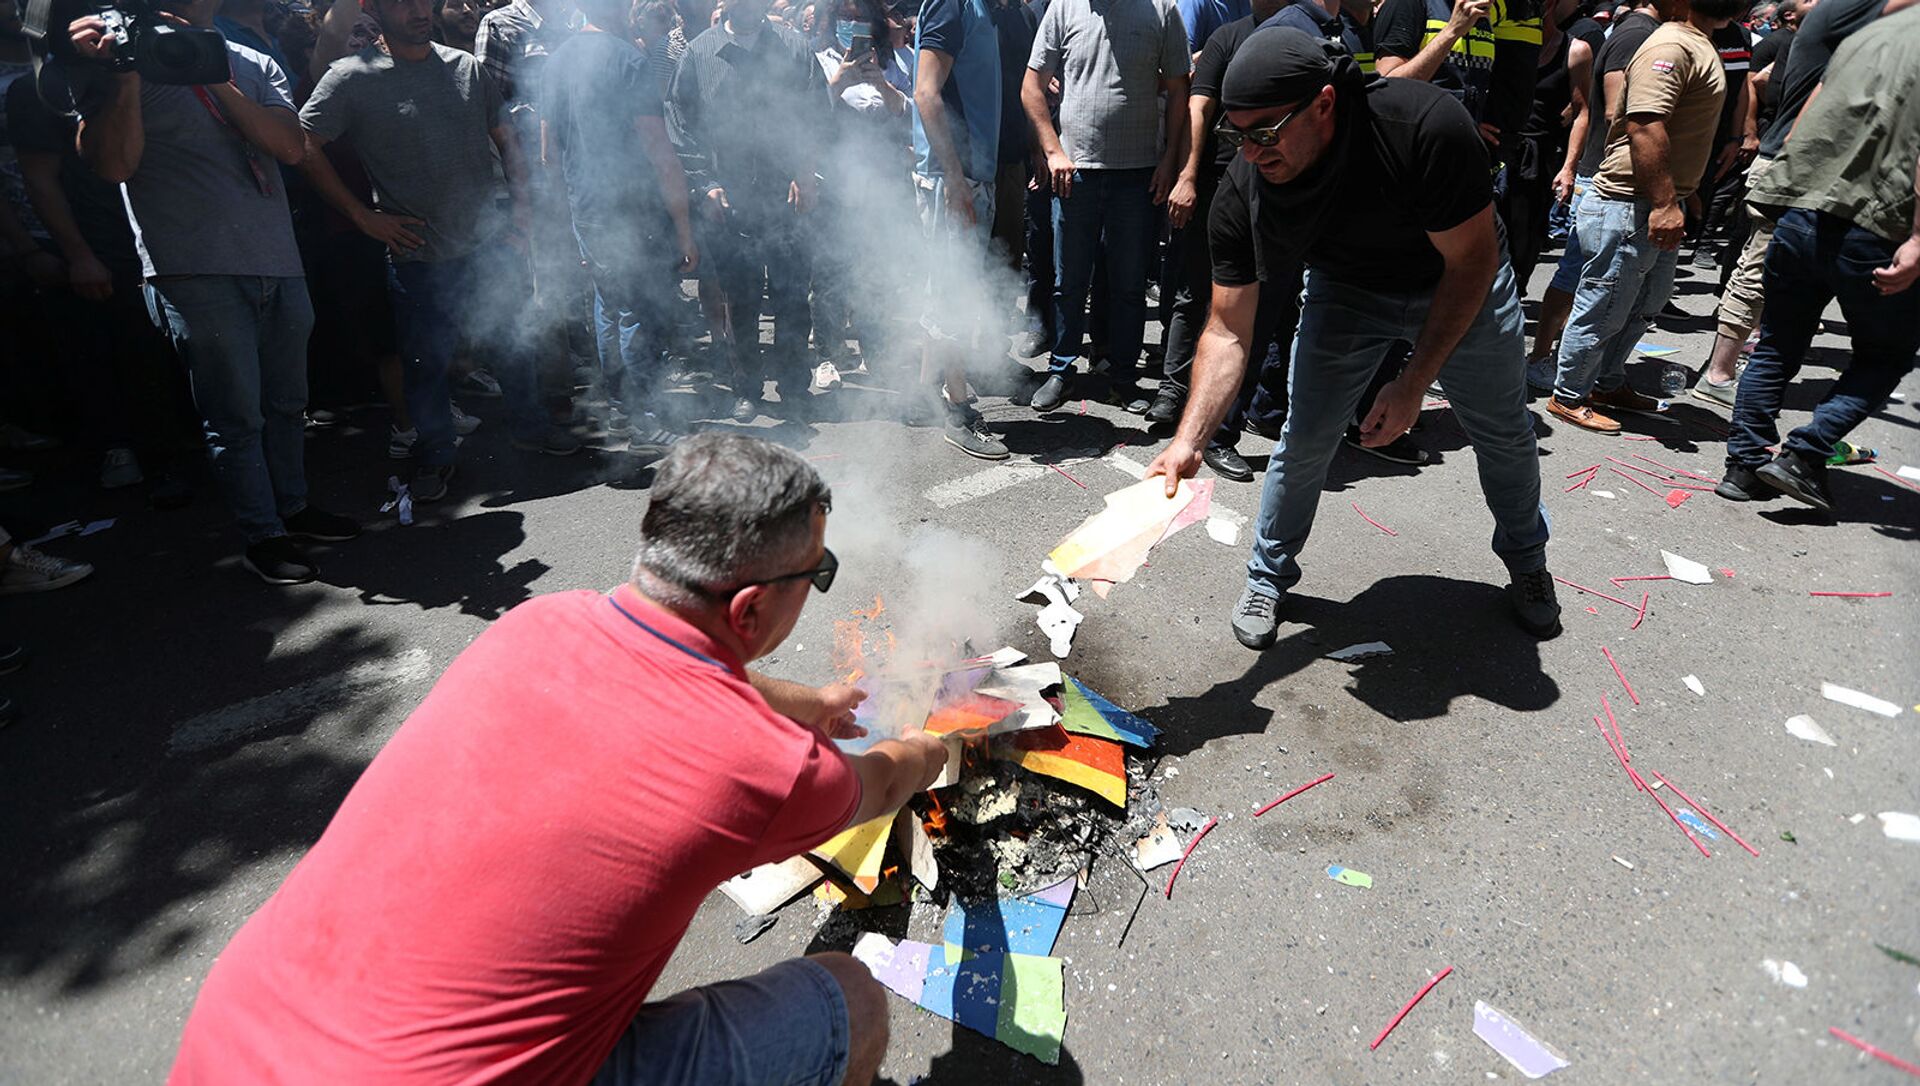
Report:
241,556,317,585
1756,462,1833,514
1515,613,1563,639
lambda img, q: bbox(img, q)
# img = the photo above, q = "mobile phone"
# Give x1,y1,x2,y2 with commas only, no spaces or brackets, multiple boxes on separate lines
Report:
848,34,873,59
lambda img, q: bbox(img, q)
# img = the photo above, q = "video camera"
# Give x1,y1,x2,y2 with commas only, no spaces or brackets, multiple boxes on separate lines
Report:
21,0,232,86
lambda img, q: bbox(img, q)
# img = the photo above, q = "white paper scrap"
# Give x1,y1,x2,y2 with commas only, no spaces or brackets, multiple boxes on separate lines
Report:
78,517,116,537
1037,600,1084,658
1898,465,1920,482
1784,715,1837,747
720,856,825,915
1880,812,1920,843
1206,516,1240,546
1660,550,1713,585
1591,490,1616,499
1472,1001,1570,1078
1327,641,1393,662
1683,675,1706,697
1131,812,1184,870
1820,682,1901,719
1761,960,1808,989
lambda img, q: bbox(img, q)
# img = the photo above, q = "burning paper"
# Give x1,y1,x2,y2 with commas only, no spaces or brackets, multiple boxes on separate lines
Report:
810,814,893,893
897,806,940,891
854,933,1067,1064
974,663,1065,733
1048,477,1200,588
1821,682,1902,718
1659,550,1713,585
1473,1001,1570,1078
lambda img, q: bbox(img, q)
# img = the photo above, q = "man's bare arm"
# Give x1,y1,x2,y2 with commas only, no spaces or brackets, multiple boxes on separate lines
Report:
74,73,144,182
207,83,306,165
1627,114,1683,248
1168,92,1217,228
847,735,948,826
1379,0,1487,81
1150,74,1190,204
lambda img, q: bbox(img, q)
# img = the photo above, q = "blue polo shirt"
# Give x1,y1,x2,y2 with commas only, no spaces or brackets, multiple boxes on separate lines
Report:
913,0,1002,180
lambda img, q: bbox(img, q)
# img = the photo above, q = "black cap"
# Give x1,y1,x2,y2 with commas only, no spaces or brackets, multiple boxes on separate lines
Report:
1220,25,1334,112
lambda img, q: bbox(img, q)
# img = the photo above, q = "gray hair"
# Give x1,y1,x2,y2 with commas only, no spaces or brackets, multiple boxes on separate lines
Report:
632,433,832,608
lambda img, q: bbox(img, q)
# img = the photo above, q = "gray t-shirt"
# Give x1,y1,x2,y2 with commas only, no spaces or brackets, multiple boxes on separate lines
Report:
1028,0,1189,170
112,43,303,279
301,44,507,263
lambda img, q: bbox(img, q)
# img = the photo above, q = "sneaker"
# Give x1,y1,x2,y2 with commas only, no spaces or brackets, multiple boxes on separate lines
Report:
457,370,502,398
1011,329,1049,358
99,447,144,489
412,463,456,503
944,403,1010,460
0,643,24,675
241,536,318,586
1756,450,1834,514
0,467,30,492
449,403,482,436
1525,357,1557,392
1031,374,1070,413
1344,427,1430,466
1231,586,1280,649
0,544,93,594
283,506,363,542
1590,384,1668,415
626,425,681,458
1546,397,1623,434
0,423,57,451
731,397,757,422
388,426,418,459
1108,383,1151,414
511,427,583,457
1690,374,1738,408
1203,442,1253,481
1507,568,1563,639
1144,385,1185,427
1715,462,1775,502
1690,244,1720,269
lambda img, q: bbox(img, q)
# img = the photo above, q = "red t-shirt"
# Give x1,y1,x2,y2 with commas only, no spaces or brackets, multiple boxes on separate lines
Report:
170,586,861,1085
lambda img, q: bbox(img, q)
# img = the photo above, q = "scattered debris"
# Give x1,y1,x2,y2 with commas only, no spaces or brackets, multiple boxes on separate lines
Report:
1821,682,1902,719
1665,489,1691,508
1018,563,1085,658
812,360,844,390
1327,641,1393,662
1611,855,1635,871
1659,550,1713,585
1371,966,1453,1051
1875,943,1920,968
1675,809,1720,839
1163,816,1219,899
1601,647,1640,705
1899,465,1920,482
1651,771,1760,857
1875,465,1920,494
734,913,778,944
721,856,825,915
381,476,414,526
1760,960,1807,988
1327,865,1373,889
1256,772,1336,817
23,520,82,546
1880,812,1920,843
1784,715,1837,747
1131,811,1183,870
1473,1001,1570,1079
1826,1026,1920,1076
1780,831,1797,844
1591,489,1616,498
1808,591,1892,598
1683,675,1705,697
1351,501,1398,536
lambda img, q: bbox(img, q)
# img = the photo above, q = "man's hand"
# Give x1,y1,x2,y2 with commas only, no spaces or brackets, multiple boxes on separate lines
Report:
1448,0,1490,34
1145,438,1204,498
789,176,817,214
1357,373,1423,447
1478,121,1502,148
352,206,426,254
675,225,699,276
1046,148,1076,197
1711,140,1741,181
1873,236,1920,295
943,178,977,227
1149,157,1177,205
68,15,120,61
1551,166,1576,205
704,186,731,222
896,730,949,792
1167,172,1198,228
809,682,869,739
69,250,114,300
1648,201,1685,250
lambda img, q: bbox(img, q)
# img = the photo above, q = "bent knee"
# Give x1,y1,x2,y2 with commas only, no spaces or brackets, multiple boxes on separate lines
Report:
808,953,889,1034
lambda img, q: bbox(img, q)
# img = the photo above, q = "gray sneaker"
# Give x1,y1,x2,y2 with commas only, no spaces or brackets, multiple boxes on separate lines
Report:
412,463,456,503
1231,586,1280,649
944,403,1009,460
1690,373,1738,408
1507,568,1563,639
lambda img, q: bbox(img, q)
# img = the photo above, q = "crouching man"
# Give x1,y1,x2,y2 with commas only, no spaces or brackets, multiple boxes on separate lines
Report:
169,432,946,1086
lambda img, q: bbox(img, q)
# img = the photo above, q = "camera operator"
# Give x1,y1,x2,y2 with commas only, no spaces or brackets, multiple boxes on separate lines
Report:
68,0,362,585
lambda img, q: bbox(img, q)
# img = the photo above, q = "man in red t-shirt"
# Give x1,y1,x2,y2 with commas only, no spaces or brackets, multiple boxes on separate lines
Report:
169,433,949,1085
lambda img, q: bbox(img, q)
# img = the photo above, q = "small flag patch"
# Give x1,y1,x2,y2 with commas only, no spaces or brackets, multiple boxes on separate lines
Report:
1650,58,1675,73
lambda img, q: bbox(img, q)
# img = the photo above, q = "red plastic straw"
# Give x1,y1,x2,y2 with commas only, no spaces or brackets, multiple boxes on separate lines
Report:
1610,574,1673,587
1564,476,1593,493
1607,456,1676,481
1873,465,1920,494
1255,772,1336,817
1829,1027,1920,1076
1650,770,1760,857
1601,694,1628,761
1631,592,1650,630
1352,501,1398,536
1640,770,1712,857
1370,966,1454,1050
1163,816,1219,899
1595,715,1641,790
1631,453,1719,483
1045,462,1087,489
1610,467,1668,498
1602,646,1640,705
1554,576,1638,610
1565,464,1602,479
1809,591,1892,598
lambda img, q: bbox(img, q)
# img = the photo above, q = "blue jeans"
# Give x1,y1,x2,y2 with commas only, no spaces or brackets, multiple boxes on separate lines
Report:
592,957,848,1086
1546,175,1593,296
146,274,313,543
1552,195,1679,404
1049,167,1155,377
1727,208,1920,468
1247,261,1549,597
575,219,674,421
389,251,547,463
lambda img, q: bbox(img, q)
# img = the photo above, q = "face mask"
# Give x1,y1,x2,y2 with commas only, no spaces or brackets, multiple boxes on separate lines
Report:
835,18,859,48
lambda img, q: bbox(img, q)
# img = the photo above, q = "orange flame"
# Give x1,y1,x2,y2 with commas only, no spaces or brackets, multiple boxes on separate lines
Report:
853,594,886,620
924,792,948,838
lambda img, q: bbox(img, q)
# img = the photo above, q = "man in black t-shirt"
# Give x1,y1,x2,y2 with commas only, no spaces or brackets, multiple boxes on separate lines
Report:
1147,27,1559,648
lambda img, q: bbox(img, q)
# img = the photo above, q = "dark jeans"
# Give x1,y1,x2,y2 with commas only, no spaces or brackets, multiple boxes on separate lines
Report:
1160,175,1265,444
1726,208,1920,468
1024,179,1054,339
388,252,546,466
704,201,812,386
1049,167,1154,377
575,219,674,422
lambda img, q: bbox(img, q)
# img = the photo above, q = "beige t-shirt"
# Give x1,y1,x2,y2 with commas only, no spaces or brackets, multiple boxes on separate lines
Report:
1592,22,1727,202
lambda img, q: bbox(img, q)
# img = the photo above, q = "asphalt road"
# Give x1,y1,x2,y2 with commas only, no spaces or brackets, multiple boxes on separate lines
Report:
3,253,1917,1084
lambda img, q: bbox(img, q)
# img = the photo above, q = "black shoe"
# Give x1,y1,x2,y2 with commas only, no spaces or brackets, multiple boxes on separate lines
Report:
1715,462,1775,502
242,537,319,586
1011,330,1049,357
1507,568,1562,639
1231,586,1280,649
1031,374,1070,413
1144,385,1185,427
413,464,456,504
283,506,363,542
1345,427,1430,466
1108,382,1151,414
1756,450,1834,514
1243,414,1286,441
1203,442,1254,482
0,643,24,676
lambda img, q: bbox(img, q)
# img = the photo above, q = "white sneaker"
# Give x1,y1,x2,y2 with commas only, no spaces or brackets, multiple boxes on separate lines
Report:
457,370,502,397
388,425,417,459
0,544,94,594
99,447,144,489
1525,357,1557,392
450,403,481,436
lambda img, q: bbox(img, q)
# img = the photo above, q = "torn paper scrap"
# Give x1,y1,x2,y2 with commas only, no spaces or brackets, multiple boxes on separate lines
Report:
928,736,964,790
1327,641,1393,662
1059,677,1159,748
1675,809,1721,840
1665,489,1691,509
1016,565,1080,607
1205,516,1240,546
1821,682,1902,719
1784,715,1837,747
897,806,940,892
1683,675,1705,697
1660,550,1713,585
1154,478,1214,546
78,517,116,537
1326,865,1373,889
1049,477,1198,586
942,876,1075,962
1036,599,1084,658
720,856,825,915
854,932,933,1003
810,814,893,893
1899,465,1920,482
854,934,1067,1064
24,520,80,547
1473,1001,1570,1079
1880,812,1920,843
1591,489,1615,498
993,725,1128,807
1761,960,1808,989
1132,811,1184,870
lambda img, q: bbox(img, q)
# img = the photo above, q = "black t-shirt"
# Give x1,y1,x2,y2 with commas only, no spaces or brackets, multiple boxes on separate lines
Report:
1760,0,1883,158
2,73,139,275
1520,29,1573,142
991,0,1039,164
1575,9,1658,178
1210,77,1491,292
1191,14,1263,175
1710,23,1751,145
1749,27,1792,131
1566,16,1605,58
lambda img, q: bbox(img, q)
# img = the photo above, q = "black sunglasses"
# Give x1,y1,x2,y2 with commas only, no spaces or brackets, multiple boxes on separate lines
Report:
734,547,838,595
1215,100,1313,148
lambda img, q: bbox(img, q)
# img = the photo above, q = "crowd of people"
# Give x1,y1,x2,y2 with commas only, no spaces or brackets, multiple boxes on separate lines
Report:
0,0,1914,591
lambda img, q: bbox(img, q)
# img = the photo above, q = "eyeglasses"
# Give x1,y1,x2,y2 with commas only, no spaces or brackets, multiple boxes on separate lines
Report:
733,547,839,595
1215,100,1313,148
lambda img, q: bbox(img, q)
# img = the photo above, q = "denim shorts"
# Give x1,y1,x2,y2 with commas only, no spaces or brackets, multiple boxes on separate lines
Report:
914,173,997,343
591,957,850,1086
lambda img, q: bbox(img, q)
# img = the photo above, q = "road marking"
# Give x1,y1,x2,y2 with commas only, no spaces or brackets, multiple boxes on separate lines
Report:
168,647,434,756
922,462,1053,509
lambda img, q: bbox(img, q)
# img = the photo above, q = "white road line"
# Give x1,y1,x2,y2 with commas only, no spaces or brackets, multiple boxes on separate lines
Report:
168,647,435,756
922,462,1054,509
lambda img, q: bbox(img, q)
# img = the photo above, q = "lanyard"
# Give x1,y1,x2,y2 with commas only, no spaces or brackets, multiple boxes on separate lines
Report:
190,85,275,197
607,595,730,672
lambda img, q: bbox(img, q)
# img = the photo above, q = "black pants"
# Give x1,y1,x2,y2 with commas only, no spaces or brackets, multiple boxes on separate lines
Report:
704,199,813,386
